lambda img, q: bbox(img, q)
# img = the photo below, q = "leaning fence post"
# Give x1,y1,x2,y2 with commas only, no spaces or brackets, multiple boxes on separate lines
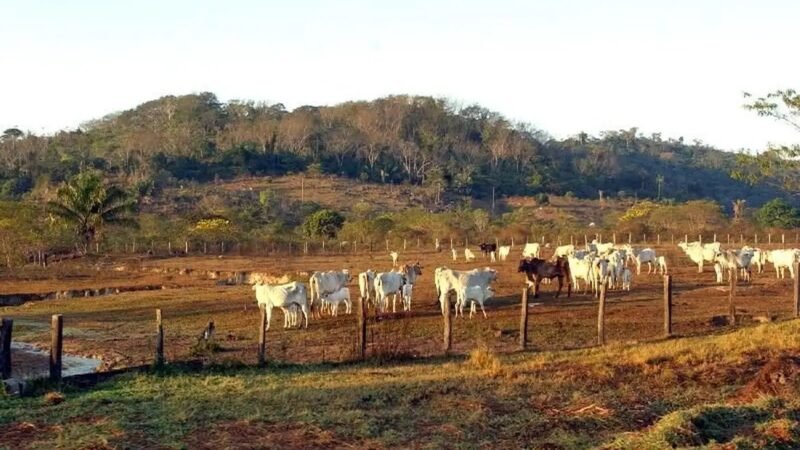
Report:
793,262,799,318
0,318,12,379
358,296,367,360
258,304,267,365
597,284,607,346
155,309,164,366
663,275,672,338
50,314,63,382
728,271,737,325
443,295,452,353
519,288,529,350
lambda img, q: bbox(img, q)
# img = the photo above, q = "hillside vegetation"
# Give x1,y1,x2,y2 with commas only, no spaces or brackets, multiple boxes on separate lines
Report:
0,93,791,205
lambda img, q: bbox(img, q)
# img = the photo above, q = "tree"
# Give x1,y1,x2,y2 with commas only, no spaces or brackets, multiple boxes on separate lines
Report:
736,90,800,191
754,198,800,228
302,209,345,239
46,172,136,251
732,199,746,223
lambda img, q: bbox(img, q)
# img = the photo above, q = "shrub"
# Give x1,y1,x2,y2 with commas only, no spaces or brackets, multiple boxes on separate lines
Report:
302,209,345,239
755,198,800,228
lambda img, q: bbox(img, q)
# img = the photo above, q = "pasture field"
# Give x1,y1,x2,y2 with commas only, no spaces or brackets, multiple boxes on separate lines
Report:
1,243,799,448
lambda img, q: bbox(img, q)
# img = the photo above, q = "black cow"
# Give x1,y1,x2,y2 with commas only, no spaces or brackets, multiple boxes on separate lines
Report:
518,257,572,298
478,242,497,257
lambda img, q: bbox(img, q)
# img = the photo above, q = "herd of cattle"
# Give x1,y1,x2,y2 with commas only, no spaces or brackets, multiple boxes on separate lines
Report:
251,240,800,330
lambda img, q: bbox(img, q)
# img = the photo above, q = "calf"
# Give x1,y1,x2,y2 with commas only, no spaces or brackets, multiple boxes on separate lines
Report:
621,267,632,291
479,242,497,257
656,256,668,275
458,285,494,319
401,284,413,312
321,287,352,316
498,245,511,261
464,248,476,262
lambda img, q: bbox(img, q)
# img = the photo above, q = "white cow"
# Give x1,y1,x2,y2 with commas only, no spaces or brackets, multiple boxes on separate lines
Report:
401,284,413,311
498,245,511,261
749,247,767,273
713,250,751,283
656,256,668,275
321,287,352,316
634,248,657,275
252,282,309,330
465,248,476,262
390,251,399,267
767,249,800,279
621,267,632,291
567,254,593,293
459,285,494,319
522,243,541,258
591,240,615,255
309,270,351,315
375,263,423,313
714,262,724,284
605,250,626,289
678,242,720,273
554,244,575,258
435,267,497,315
490,251,497,263
591,256,610,293
358,270,376,306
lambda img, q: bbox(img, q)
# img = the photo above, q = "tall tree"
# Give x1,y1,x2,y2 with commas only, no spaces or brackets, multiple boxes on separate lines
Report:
47,172,137,251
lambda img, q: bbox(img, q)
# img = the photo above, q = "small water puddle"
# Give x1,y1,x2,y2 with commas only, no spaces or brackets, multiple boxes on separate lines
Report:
3,343,102,395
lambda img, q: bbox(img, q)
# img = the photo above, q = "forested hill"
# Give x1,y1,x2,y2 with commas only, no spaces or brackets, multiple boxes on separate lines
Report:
0,92,788,206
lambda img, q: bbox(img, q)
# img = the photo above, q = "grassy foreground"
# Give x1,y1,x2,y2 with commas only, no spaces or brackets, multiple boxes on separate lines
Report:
2,320,800,449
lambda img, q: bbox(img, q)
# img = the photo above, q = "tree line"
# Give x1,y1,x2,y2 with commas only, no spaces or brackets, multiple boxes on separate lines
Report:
0,93,793,206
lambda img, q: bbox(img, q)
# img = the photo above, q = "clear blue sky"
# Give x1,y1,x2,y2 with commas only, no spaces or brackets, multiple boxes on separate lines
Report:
2,0,798,151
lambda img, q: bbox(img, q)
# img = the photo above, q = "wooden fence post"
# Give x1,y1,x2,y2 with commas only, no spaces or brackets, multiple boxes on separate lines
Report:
50,315,63,382
597,284,607,346
684,234,688,243
663,275,672,338
628,232,632,244
519,288,529,350
258,304,267,365
643,234,647,244
728,271,737,325
657,234,661,245
769,233,772,244
727,234,730,245
713,233,717,243
443,295,452,353
755,234,759,245
782,234,785,247
698,234,702,244
0,318,11,379
357,296,367,360
612,232,616,244
793,262,799,318
403,239,407,251
155,309,164,366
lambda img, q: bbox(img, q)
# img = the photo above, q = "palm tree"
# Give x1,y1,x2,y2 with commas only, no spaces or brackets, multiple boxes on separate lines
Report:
732,199,746,223
47,172,136,252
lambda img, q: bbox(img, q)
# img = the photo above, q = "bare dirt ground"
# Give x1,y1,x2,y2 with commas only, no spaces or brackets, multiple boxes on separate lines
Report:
0,243,797,372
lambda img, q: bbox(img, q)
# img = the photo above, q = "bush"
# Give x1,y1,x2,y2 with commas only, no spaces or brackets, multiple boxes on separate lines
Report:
755,198,800,228
302,209,345,239
535,193,550,205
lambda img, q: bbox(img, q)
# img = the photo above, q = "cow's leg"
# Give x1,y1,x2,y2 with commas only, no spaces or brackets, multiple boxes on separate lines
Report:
555,277,563,298
265,307,272,331
479,300,487,318
534,279,541,298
